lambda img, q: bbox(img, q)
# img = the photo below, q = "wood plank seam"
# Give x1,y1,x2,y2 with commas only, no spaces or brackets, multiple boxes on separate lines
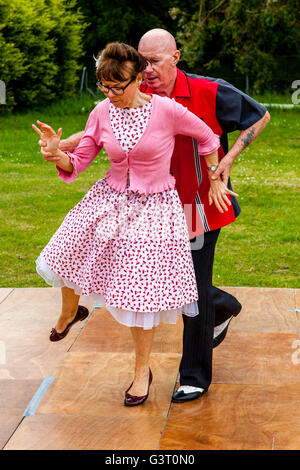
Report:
294,289,300,338
1,415,25,450
158,371,180,450
66,305,97,353
0,288,14,306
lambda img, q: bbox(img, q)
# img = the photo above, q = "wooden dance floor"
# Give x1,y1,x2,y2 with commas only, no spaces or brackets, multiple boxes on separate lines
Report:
1,287,300,450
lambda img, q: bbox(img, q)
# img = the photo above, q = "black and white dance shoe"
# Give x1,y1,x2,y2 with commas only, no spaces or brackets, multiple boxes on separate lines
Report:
172,385,208,403
213,303,242,348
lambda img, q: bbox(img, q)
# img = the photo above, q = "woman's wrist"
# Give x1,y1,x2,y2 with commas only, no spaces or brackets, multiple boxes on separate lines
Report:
54,148,73,173
208,172,220,183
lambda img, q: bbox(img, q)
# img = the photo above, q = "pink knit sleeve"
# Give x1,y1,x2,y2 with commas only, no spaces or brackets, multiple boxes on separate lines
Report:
172,99,220,155
56,105,103,183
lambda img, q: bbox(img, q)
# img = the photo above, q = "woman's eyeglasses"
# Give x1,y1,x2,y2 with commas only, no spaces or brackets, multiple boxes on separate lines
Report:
96,77,136,96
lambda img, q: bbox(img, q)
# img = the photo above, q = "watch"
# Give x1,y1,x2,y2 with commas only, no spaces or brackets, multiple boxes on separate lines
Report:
207,165,218,171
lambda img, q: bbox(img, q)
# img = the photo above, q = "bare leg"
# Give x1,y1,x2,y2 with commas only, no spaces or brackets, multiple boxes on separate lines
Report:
127,326,155,396
55,286,80,333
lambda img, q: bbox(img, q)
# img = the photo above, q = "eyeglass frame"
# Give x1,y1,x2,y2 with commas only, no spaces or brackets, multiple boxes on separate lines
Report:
96,76,136,95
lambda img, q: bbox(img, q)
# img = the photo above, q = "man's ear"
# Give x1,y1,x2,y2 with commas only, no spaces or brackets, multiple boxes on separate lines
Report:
173,50,181,65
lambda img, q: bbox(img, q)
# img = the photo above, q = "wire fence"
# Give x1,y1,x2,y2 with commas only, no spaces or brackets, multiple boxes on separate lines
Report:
80,57,300,106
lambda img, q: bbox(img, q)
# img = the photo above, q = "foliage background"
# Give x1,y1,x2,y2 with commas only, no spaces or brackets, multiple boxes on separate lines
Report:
169,0,300,93
1,0,299,112
0,0,86,111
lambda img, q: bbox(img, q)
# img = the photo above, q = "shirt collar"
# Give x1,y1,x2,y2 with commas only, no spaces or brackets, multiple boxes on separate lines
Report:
170,68,191,99
141,68,191,99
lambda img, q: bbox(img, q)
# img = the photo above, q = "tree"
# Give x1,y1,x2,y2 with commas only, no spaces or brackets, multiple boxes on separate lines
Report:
73,0,177,75
0,0,86,111
170,0,300,93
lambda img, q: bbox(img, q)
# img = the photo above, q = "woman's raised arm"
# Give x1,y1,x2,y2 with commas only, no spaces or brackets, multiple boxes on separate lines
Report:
32,106,103,183
32,121,73,173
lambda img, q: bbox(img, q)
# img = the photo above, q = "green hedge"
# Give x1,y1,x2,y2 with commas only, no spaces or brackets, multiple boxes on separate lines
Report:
0,0,86,111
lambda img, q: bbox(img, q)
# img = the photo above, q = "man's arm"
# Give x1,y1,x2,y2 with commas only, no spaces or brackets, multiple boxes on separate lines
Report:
59,131,85,152
212,110,270,184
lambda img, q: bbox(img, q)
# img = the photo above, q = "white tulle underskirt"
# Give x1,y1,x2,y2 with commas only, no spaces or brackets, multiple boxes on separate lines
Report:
36,254,199,330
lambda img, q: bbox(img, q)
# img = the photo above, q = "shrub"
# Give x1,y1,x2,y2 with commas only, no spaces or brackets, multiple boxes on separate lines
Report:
0,0,86,112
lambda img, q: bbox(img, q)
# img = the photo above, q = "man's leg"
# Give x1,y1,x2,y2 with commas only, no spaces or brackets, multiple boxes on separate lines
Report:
211,286,242,348
172,228,242,402
176,229,220,393
212,286,242,325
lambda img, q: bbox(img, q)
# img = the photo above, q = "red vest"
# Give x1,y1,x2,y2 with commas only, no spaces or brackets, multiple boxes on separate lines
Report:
140,68,236,236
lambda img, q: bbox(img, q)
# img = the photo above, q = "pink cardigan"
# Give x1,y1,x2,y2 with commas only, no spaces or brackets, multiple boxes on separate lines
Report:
57,94,220,195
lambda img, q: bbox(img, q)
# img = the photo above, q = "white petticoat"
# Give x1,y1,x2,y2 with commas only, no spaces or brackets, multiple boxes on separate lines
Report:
36,253,199,330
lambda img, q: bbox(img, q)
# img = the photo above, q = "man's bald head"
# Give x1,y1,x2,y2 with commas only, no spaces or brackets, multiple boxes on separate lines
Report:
138,29,177,53
138,29,180,97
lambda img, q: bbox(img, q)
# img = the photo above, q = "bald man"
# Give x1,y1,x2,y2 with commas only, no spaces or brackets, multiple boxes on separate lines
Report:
137,29,269,403
40,30,270,403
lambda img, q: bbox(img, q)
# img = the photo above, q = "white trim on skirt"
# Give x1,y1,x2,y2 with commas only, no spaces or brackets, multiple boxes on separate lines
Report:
36,254,199,330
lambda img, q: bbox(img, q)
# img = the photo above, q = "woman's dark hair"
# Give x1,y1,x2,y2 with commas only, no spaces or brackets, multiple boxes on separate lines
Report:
95,42,147,83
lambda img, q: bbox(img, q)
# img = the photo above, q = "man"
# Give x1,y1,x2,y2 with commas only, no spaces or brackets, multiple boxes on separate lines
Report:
137,29,270,403
40,29,270,403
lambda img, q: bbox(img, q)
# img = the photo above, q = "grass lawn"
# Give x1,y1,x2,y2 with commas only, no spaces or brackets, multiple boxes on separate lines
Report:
0,96,299,288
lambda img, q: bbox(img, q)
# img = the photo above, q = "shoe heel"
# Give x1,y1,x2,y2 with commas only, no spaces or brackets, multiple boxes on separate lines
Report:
124,368,152,407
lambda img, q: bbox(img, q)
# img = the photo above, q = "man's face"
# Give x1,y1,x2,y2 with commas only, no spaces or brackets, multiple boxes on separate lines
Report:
138,42,178,95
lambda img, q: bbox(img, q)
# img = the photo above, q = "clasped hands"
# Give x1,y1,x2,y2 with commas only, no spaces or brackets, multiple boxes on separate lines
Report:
32,120,62,163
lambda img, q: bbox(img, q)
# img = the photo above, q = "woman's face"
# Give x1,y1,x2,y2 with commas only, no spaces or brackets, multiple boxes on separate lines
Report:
100,71,142,108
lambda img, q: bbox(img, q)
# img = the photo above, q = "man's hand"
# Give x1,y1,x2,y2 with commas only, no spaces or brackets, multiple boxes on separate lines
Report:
210,154,234,187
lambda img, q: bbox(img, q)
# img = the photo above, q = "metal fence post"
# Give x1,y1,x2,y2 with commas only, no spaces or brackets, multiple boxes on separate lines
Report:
80,67,97,99
0,80,6,104
245,51,249,94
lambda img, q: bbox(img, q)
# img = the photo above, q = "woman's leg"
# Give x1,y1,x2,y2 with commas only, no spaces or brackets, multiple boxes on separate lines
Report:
127,326,155,396
55,286,80,333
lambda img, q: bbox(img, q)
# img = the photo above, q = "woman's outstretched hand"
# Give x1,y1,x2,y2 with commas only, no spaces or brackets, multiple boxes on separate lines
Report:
32,120,62,162
208,176,238,213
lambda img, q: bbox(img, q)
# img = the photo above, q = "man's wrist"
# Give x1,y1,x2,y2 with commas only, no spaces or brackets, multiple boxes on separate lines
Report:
59,139,71,151
224,152,235,164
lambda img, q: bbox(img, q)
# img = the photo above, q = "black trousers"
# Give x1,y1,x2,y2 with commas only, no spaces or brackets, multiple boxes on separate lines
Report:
179,228,241,389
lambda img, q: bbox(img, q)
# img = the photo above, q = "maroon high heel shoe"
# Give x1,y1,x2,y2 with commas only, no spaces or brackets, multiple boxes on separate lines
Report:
124,369,153,407
49,305,89,342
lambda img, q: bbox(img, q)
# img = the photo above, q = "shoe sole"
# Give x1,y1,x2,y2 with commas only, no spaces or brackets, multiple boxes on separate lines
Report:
172,388,208,403
213,305,242,348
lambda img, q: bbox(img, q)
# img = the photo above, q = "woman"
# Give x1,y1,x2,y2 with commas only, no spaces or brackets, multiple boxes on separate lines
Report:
32,42,237,406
